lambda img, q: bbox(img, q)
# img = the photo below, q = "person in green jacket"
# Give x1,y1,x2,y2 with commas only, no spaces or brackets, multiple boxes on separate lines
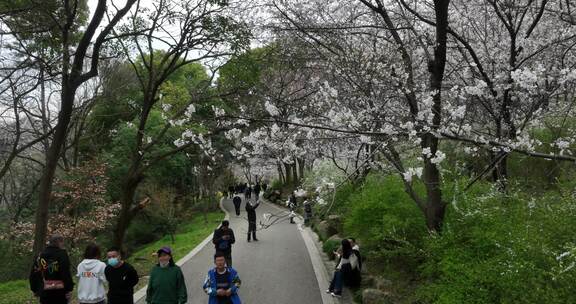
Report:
146,246,187,304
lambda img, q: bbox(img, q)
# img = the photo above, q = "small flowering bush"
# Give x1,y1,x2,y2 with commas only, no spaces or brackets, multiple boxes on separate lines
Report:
4,161,119,252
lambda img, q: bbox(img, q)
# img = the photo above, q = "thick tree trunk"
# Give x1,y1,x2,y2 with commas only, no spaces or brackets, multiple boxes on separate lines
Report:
298,158,305,182
277,162,285,183
32,87,75,254
420,0,450,233
113,172,142,248
284,162,292,185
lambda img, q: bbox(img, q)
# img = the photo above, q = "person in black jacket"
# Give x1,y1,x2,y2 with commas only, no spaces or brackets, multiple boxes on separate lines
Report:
29,234,74,304
105,247,139,304
232,195,242,216
245,201,260,242
212,221,236,266
244,185,252,199
253,183,261,201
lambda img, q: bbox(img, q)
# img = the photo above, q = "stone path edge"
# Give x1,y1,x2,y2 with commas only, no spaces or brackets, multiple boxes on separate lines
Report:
264,200,339,304
133,197,230,303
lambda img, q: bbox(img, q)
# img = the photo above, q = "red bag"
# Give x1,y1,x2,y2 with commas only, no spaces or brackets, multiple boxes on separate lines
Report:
43,279,65,290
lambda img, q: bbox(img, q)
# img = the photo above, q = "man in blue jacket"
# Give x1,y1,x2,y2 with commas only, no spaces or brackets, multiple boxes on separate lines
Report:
203,252,242,304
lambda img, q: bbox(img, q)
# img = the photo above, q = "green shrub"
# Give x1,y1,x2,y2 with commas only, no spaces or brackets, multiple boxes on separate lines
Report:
417,183,576,304
322,238,342,260
343,174,427,266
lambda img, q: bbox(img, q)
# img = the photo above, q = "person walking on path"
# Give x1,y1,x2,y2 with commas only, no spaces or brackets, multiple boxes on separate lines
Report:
244,185,252,200
228,186,235,199
326,239,360,297
146,246,187,304
77,244,107,304
105,247,139,304
212,221,236,266
245,200,260,242
288,193,297,224
203,252,242,304
303,199,313,225
232,195,242,216
29,234,75,304
253,183,261,201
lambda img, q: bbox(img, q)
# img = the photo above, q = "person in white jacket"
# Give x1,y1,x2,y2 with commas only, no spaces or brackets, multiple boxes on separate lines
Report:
77,244,107,304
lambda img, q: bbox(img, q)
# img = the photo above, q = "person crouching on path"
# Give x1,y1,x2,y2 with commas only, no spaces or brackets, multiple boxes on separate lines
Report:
232,195,242,216
245,200,260,242
212,221,236,266
77,244,107,304
146,247,187,304
203,252,242,304
105,247,139,304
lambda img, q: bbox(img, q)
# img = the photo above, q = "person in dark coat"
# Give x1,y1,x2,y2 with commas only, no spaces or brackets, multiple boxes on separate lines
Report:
29,234,74,304
253,183,261,201
105,247,139,304
212,221,236,266
233,195,242,216
228,186,235,198
244,185,252,200
245,201,260,242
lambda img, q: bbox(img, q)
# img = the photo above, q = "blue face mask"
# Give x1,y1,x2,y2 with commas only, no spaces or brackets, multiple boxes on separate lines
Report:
108,258,120,267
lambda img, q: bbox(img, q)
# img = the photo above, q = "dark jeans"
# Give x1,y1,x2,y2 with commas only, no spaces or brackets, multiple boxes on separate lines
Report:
40,295,68,304
225,254,232,267
247,221,257,241
328,270,343,295
233,202,241,216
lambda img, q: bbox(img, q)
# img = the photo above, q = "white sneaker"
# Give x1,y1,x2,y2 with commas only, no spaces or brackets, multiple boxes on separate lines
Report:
325,289,331,294
331,292,342,298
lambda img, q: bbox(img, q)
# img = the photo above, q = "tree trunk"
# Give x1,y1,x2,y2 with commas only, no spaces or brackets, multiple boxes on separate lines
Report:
292,160,298,182
284,162,292,185
420,0,450,233
277,161,285,183
32,87,75,254
113,172,142,248
298,158,305,182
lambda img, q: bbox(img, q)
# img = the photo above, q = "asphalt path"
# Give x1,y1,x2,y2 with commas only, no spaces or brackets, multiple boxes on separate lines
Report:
138,194,324,304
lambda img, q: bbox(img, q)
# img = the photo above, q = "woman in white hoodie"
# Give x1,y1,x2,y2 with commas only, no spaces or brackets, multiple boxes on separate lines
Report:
77,244,107,304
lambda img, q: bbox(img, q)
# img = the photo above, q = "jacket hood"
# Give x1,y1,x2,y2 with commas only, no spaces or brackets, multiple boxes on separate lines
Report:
80,259,104,271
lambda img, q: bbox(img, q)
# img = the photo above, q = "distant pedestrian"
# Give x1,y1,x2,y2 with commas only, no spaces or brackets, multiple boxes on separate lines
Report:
146,246,187,304
245,200,260,242
77,243,107,304
203,251,242,304
303,199,313,225
245,185,252,200
253,183,261,200
29,234,74,304
105,247,139,304
262,183,268,192
326,239,360,297
212,220,236,266
228,186,235,198
233,195,242,216
288,193,297,224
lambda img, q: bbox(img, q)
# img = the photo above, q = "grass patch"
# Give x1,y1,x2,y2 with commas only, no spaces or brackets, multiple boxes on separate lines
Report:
0,280,33,304
0,211,224,304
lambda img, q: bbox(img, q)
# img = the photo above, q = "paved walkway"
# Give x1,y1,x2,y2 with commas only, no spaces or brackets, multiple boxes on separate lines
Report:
138,195,324,304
